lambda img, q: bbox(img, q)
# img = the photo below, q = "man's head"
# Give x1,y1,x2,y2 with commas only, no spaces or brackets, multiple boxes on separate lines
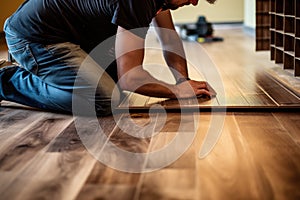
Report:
163,0,216,10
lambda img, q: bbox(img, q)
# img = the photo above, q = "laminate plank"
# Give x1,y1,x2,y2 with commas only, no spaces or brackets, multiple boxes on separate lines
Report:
243,93,277,106
0,113,73,172
154,112,196,133
255,72,300,105
0,109,42,133
145,132,196,171
220,77,250,106
0,115,117,200
234,112,300,200
76,162,141,200
137,113,197,200
138,169,196,200
266,67,300,97
0,110,46,155
195,113,274,200
0,121,84,200
77,114,154,200
272,112,300,145
77,185,137,200
118,92,219,110
0,100,41,111
0,106,17,115
146,96,169,106
228,71,277,106
231,71,265,95
94,113,155,174
161,96,219,108
145,113,196,170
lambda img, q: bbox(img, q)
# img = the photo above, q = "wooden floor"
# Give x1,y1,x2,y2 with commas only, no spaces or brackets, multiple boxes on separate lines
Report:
1,27,300,200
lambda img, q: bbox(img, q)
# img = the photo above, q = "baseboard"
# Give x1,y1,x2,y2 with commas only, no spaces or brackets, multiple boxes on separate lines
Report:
176,21,243,25
243,26,255,37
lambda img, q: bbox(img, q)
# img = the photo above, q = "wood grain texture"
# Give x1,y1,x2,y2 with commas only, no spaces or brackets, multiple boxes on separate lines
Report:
255,73,300,105
76,113,154,200
136,113,197,200
76,160,141,200
195,113,275,200
272,112,300,145
234,112,300,200
0,115,116,200
0,113,73,171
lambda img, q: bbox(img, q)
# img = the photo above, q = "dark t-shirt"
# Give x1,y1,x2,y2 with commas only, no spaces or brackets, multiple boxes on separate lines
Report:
6,0,160,52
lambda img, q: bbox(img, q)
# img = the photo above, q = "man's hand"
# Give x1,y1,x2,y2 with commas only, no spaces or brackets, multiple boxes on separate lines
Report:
175,80,217,99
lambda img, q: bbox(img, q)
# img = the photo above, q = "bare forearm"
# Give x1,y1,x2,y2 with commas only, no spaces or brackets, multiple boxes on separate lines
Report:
118,66,178,98
163,48,189,80
153,12,189,81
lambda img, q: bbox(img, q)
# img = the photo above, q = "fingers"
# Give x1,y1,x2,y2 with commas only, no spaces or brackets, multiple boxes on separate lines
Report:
196,89,211,97
175,80,216,99
192,81,216,98
206,82,217,97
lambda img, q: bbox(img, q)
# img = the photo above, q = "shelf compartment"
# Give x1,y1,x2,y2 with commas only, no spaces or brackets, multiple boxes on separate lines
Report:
270,0,275,13
275,0,284,14
295,38,300,57
296,0,300,18
275,31,284,47
275,15,284,30
295,58,300,76
284,34,294,52
284,0,295,16
296,19,300,38
270,29,275,45
275,47,284,64
271,45,275,60
270,13,275,28
284,16,295,33
283,53,294,69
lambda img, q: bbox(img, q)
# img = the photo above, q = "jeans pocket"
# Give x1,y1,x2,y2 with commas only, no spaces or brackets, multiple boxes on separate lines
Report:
9,44,39,75
25,44,39,74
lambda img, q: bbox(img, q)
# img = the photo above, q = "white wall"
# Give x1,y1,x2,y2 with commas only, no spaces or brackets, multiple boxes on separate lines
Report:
171,0,245,24
244,0,256,28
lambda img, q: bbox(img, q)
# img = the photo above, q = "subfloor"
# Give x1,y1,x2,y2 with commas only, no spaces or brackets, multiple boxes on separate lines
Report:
0,26,300,200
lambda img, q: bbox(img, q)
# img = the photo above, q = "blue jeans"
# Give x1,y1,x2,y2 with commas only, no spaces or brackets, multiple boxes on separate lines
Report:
0,21,120,116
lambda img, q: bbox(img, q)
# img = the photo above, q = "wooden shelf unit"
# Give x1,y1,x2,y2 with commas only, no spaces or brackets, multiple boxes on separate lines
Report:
256,0,300,76
256,0,271,50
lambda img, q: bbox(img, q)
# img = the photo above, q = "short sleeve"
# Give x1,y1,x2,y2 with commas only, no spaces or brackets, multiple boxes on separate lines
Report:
112,0,156,38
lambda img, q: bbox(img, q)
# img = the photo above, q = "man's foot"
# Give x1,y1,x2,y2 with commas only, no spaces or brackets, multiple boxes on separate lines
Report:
0,60,5,66
0,59,14,68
